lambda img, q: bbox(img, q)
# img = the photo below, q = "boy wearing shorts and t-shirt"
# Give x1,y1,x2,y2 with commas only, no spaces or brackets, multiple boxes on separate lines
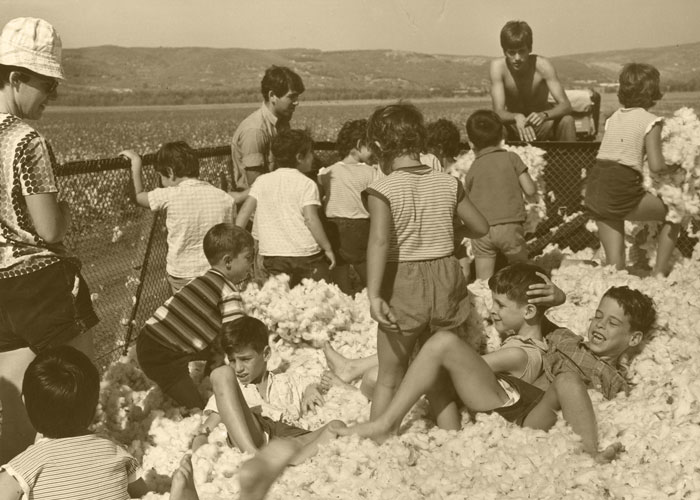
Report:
317,119,379,294
0,346,147,500
136,223,253,409
122,142,242,294
192,316,343,465
464,110,537,280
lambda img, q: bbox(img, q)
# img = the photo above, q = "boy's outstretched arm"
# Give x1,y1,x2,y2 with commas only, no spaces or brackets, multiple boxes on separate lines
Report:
518,171,537,197
482,347,529,379
526,272,566,307
302,205,336,270
235,197,257,228
120,150,150,208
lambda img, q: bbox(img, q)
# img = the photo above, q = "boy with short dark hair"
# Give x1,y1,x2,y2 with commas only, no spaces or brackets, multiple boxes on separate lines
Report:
337,285,652,463
0,346,148,499
193,316,343,465
122,141,242,294
236,129,335,288
136,223,253,409
425,118,462,172
464,109,537,280
317,119,379,294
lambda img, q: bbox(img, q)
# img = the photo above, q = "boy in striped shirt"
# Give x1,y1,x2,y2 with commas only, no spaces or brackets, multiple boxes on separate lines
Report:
0,346,147,499
136,223,253,409
363,102,489,433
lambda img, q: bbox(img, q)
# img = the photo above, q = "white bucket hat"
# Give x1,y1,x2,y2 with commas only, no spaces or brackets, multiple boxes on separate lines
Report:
0,17,65,80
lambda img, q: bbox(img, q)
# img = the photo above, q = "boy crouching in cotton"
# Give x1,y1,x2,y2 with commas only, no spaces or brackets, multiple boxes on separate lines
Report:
193,316,343,465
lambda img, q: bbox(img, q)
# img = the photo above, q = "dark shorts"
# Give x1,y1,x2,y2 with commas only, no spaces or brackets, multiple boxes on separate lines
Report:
136,332,211,392
263,251,330,288
492,374,545,426
255,413,310,439
584,160,647,220
471,223,527,260
324,217,370,265
381,255,470,336
0,261,99,352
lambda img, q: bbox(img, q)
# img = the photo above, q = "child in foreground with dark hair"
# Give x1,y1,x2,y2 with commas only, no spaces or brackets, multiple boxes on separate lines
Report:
362,102,489,430
423,118,463,172
121,142,244,294
584,63,683,276
337,285,653,463
317,119,379,294
0,345,148,499
192,316,344,466
236,129,335,288
464,109,537,280
136,223,253,409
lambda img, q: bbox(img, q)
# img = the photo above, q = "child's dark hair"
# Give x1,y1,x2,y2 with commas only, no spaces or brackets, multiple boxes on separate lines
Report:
367,102,426,167
261,65,305,101
271,129,314,169
336,119,369,159
500,20,533,51
602,286,656,337
466,110,504,150
22,346,99,438
617,63,663,109
203,223,254,265
426,119,461,159
221,316,269,356
488,262,547,312
154,141,199,178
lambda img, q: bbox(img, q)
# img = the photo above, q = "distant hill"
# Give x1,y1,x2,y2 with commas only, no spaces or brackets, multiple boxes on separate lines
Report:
57,42,700,106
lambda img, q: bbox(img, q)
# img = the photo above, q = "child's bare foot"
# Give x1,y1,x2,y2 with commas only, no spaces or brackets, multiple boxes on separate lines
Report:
320,370,355,392
593,442,625,464
170,454,199,500
239,440,301,500
333,419,392,443
322,342,356,382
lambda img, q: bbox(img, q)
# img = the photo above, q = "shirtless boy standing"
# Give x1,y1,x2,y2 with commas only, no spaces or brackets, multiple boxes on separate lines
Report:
490,20,576,142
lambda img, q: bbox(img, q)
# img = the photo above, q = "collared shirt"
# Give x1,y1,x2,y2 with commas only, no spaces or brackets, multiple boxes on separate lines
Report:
543,328,629,399
231,103,289,189
1,434,142,500
249,168,322,257
0,113,67,278
205,369,316,422
148,178,235,279
365,165,463,262
142,269,246,353
464,147,528,225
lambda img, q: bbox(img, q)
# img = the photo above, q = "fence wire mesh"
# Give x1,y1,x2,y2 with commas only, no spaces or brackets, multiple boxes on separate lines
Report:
53,141,695,370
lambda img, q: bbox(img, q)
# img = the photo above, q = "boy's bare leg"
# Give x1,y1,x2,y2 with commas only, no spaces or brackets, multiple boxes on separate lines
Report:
359,366,378,400
210,367,266,453
524,372,624,463
170,454,199,500
0,348,36,462
323,342,378,383
652,222,680,277
474,256,497,280
239,439,302,500
286,420,346,465
337,330,508,441
425,370,461,430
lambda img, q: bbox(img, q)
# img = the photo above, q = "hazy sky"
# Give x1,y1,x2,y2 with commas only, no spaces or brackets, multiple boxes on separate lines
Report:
1,0,698,57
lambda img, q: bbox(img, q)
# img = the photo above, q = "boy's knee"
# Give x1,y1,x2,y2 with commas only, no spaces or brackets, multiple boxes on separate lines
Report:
426,330,462,353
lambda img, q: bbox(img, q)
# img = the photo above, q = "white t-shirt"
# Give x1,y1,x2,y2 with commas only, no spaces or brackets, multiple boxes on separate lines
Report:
249,169,321,257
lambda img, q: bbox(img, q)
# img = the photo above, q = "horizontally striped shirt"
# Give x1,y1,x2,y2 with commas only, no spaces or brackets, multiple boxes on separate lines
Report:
366,165,463,262
1,434,141,500
317,161,380,218
597,108,663,174
142,268,245,353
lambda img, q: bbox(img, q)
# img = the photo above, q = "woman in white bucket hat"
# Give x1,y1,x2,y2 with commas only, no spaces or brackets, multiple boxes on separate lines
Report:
0,17,98,462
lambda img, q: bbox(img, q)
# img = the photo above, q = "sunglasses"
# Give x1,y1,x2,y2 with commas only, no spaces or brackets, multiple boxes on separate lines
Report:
21,72,59,94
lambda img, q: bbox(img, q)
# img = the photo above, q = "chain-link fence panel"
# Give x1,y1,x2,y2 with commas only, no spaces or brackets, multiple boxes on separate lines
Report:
56,141,696,370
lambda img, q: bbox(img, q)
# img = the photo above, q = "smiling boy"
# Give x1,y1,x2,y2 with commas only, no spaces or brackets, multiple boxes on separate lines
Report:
489,20,575,142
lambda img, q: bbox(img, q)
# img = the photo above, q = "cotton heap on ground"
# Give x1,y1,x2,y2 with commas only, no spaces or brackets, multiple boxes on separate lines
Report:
95,252,700,499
